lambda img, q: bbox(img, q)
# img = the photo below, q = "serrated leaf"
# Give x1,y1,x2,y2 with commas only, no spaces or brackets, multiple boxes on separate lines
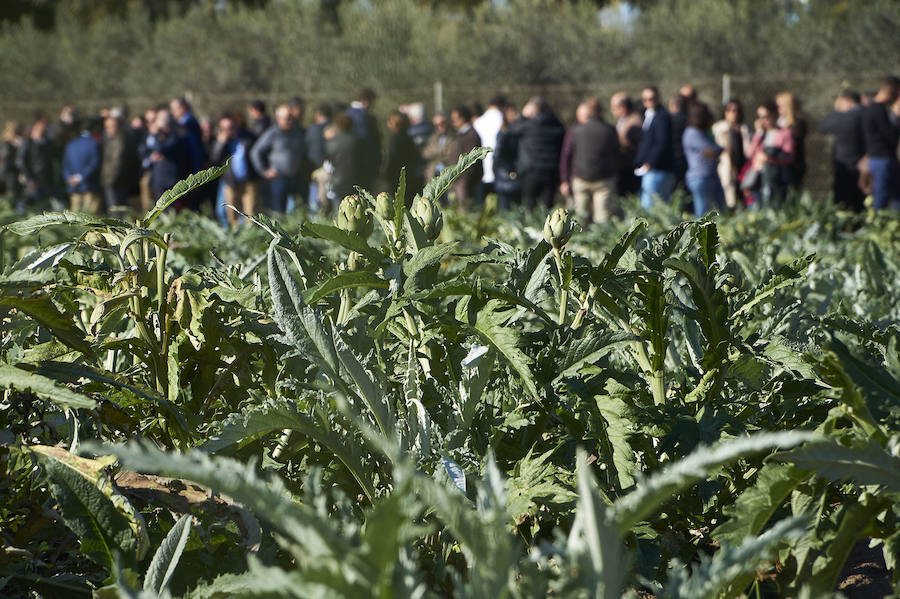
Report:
6,211,132,235
302,271,388,305
143,162,228,225
0,295,95,356
0,364,95,409
30,445,149,570
300,221,383,263
421,146,491,204
613,431,818,530
770,440,900,492
203,398,375,501
464,299,540,401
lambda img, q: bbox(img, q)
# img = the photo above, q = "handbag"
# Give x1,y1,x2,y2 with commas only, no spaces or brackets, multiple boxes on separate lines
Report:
739,163,760,191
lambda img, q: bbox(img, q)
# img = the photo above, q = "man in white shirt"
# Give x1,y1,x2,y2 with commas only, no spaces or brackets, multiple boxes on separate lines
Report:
473,95,507,205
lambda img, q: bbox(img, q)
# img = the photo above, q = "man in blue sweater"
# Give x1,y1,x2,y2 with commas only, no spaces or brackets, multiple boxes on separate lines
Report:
634,86,676,210
62,119,102,215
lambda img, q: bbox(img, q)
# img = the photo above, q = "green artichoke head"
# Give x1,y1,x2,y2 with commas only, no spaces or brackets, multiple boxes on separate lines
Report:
375,192,395,221
543,207,576,249
412,196,443,241
337,194,373,238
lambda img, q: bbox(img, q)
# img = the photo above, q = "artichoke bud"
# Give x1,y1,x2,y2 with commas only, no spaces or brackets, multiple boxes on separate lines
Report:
375,192,395,221
412,196,443,241
337,195,373,238
84,230,108,248
543,208,576,249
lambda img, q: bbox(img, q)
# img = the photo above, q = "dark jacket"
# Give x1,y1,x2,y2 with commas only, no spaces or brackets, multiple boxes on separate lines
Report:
863,102,900,159
306,121,329,169
325,130,361,200
510,112,565,180
16,136,54,188
634,107,675,172
346,105,381,187
62,133,101,193
493,129,521,194
560,118,620,183
818,107,866,168
384,129,423,194
144,133,188,199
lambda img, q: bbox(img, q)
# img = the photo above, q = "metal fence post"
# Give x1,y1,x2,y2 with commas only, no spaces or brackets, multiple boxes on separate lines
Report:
434,81,443,115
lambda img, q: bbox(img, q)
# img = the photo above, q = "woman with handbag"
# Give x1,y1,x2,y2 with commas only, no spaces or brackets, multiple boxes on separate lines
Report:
745,101,794,209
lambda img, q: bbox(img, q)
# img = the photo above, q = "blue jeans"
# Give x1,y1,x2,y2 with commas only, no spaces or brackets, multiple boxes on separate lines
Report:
868,156,900,210
268,175,299,213
686,175,725,217
640,170,676,209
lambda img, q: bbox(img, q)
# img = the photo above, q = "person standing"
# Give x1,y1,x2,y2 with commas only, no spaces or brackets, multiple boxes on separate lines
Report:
862,76,900,210
712,99,751,211
447,105,483,209
247,100,272,139
746,101,794,208
384,110,423,203
776,92,808,191
610,93,643,198
1,122,22,204
306,103,333,213
493,104,522,210
16,117,54,211
634,86,676,209
63,119,102,215
100,115,131,212
211,115,258,226
143,110,189,205
510,97,565,210
818,90,866,211
683,102,725,216
347,88,381,190
251,104,307,214
324,112,361,205
559,100,621,223
473,95,506,204
422,112,454,182
405,102,434,153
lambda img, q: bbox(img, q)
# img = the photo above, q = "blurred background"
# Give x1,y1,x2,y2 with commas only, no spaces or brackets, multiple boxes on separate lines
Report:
0,0,898,197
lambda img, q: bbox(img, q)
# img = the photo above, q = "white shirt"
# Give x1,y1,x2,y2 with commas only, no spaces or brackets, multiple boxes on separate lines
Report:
642,108,656,131
473,107,503,183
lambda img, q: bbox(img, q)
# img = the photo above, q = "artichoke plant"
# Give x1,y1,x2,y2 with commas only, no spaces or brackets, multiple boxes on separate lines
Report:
375,192,395,221
337,195,373,238
412,196,443,241
543,207,576,250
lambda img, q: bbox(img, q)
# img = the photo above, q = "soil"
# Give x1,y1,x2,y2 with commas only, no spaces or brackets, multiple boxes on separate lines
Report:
837,539,894,598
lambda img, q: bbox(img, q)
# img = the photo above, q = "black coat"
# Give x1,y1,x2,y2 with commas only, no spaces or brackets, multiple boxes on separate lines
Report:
634,107,675,172
510,112,565,180
818,107,865,168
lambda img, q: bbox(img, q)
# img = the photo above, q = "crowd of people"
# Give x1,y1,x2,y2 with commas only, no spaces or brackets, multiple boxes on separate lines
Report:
2,77,900,227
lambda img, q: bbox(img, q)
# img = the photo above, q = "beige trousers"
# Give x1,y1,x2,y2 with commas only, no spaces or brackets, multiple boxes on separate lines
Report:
571,176,619,223
223,181,259,226
70,191,102,215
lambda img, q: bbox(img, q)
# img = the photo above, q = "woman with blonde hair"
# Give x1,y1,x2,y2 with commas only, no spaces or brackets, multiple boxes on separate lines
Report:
1,121,23,202
776,92,807,190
